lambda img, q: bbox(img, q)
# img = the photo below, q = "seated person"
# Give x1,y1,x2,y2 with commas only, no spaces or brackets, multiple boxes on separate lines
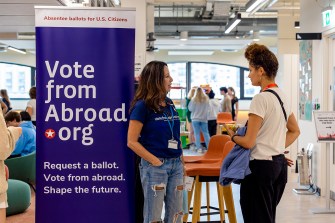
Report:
20,111,33,122
4,111,36,158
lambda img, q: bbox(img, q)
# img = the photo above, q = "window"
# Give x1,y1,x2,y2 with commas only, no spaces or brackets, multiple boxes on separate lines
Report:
0,62,35,99
167,62,258,101
167,63,187,107
190,62,240,98
242,69,260,99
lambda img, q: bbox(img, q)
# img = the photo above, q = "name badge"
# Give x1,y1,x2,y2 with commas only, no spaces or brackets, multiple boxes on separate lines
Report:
168,139,178,149
184,176,194,191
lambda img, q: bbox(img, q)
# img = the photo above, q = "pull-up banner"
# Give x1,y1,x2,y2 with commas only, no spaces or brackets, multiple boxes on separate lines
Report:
35,7,135,223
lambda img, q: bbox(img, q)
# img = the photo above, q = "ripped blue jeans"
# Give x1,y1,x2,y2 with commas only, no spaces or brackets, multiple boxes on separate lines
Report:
140,156,184,223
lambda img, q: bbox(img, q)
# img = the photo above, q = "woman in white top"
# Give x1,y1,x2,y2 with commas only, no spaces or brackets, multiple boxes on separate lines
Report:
225,43,300,223
26,86,36,126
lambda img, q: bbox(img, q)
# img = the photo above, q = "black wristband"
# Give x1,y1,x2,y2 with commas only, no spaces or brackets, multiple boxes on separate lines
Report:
231,134,238,143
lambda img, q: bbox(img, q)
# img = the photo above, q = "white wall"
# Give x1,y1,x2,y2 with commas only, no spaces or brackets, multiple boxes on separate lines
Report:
300,0,335,194
278,54,299,167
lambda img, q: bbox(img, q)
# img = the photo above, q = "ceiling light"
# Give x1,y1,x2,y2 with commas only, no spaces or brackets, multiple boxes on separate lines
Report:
224,13,241,34
168,51,214,56
245,0,266,13
8,46,26,54
294,21,300,29
180,31,188,41
265,0,278,9
221,49,238,52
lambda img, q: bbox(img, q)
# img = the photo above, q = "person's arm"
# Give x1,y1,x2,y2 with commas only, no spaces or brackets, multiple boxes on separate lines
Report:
0,108,22,160
1,101,7,115
26,106,33,117
127,120,163,166
285,113,300,148
222,99,226,112
234,101,239,121
225,113,262,149
188,100,194,112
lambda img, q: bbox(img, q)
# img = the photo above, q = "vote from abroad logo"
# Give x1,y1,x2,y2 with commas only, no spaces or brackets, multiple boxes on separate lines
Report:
45,129,56,139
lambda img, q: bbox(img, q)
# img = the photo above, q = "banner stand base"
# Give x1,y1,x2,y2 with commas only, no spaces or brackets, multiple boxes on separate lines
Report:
292,188,316,195
310,208,335,214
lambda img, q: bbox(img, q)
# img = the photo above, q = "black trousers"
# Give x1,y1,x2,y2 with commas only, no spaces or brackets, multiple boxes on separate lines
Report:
240,154,287,223
208,120,217,137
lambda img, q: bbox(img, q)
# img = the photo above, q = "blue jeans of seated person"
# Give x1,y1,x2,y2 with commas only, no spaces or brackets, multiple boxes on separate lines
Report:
192,121,210,150
140,157,184,223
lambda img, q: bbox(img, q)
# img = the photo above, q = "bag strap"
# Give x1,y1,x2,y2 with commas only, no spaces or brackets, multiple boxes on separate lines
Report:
264,89,287,122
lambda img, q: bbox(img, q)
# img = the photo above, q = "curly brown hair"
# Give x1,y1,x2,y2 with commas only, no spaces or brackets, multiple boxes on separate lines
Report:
244,43,278,79
130,61,168,113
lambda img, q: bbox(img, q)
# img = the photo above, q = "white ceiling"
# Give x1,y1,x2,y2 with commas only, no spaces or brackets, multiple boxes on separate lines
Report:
151,0,300,52
0,0,64,53
0,0,300,55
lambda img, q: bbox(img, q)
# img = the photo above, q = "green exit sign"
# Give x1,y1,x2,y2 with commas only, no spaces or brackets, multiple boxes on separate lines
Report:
322,10,332,27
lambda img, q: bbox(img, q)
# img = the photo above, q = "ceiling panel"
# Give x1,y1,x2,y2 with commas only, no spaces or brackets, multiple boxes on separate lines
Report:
0,0,300,54
0,0,62,52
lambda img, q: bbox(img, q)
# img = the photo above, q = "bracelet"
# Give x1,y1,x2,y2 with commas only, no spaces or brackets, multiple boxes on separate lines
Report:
231,134,238,143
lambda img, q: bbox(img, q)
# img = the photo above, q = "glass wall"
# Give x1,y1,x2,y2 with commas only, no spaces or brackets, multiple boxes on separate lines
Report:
167,62,259,102
0,62,35,99
190,62,240,98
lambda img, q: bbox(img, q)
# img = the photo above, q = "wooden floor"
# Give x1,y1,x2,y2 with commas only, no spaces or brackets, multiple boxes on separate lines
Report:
6,173,335,223
182,171,335,223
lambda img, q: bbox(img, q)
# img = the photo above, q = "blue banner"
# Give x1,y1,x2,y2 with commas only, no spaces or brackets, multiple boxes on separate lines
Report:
35,7,135,223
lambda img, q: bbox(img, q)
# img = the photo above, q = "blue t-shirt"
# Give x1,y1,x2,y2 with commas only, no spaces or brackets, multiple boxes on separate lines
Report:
130,98,182,158
12,121,36,156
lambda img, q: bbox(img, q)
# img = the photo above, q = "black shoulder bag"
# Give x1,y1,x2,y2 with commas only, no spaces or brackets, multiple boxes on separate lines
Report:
264,89,287,122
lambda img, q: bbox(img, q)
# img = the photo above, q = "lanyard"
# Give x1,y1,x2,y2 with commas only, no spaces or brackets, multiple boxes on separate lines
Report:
262,83,278,92
163,105,175,140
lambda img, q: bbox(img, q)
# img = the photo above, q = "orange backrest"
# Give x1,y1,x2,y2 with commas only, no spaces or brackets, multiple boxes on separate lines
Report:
217,112,235,124
203,135,231,160
184,135,231,163
185,140,236,177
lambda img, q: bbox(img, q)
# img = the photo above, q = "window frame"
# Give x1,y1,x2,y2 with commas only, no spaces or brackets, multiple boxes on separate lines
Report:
168,61,255,100
0,61,36,100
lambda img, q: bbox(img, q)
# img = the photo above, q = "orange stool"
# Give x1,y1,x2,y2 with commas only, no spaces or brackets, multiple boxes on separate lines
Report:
184,135,231,163
184,141,237,223
216,112,235,135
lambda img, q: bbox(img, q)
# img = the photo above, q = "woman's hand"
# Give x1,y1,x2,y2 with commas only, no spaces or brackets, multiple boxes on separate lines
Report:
223,124,235,137
151,160,163,167
285,157,294,167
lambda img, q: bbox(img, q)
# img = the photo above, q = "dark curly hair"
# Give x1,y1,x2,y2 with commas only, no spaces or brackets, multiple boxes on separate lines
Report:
244,43,278,79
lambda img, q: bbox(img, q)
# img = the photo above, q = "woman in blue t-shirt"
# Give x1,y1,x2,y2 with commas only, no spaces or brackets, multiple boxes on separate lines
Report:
128,61,184,223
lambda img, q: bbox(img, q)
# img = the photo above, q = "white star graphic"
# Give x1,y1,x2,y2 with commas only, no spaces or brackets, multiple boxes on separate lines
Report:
46,129,55,138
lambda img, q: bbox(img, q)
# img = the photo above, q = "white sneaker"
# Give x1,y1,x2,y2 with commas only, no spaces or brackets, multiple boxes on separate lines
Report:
189,144,196,151
197,149,203,153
